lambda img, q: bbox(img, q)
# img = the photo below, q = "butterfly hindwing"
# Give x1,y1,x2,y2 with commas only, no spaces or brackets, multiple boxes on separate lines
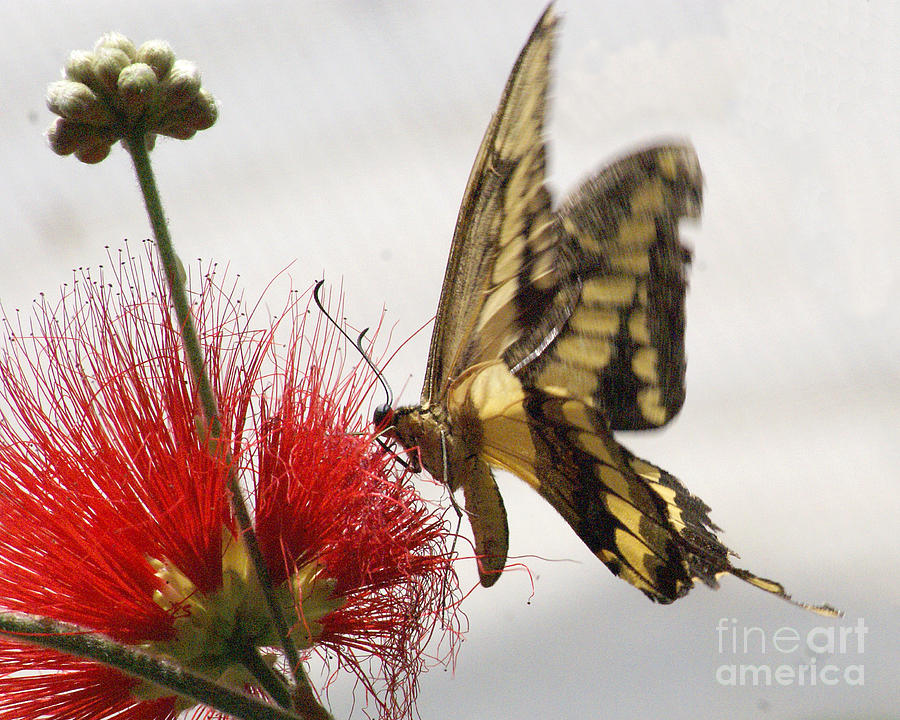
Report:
450,361,726,602
451,362,838,613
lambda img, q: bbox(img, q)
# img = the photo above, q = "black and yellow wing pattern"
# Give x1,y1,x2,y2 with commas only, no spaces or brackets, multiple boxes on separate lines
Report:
385,4,836,614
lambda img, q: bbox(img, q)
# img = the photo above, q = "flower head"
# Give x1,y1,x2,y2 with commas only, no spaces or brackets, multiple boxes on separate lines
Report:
0,244,458,719
253,307,459,716
46,33,217,163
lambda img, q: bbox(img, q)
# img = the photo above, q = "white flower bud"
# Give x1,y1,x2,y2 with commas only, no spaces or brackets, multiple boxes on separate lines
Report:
137,40,175,80
190,89,218,131
94,32,137,61
64,50,95,85
47,32,217,162
117,63,158,115
92,47,132,97
46,118,82,156
74,139,113,164
46,80,112,125
47,119,116,158
157,90,217,138
159,60,201,110
160,123,197,140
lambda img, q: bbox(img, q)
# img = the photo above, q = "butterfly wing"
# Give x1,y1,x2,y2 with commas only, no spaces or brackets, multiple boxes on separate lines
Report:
507,145,701,430
413,7,559,586
451,362,838,613
423,5,697,430
447,361,712,601
421,5,557,405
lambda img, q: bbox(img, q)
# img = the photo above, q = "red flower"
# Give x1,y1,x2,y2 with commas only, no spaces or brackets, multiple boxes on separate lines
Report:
0,245,458,720
253,309,458,718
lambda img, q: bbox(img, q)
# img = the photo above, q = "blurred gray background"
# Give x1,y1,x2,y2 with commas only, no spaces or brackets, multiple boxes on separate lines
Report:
1,1,897,718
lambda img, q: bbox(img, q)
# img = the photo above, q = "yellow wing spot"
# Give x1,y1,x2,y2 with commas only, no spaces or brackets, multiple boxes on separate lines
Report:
574,431,616,467
609,251,651,275
628,457,662,482
499,88,543,159
497,211,524,253
476,307,520,362
629,180,665,214
478,278,517,333
605,493,645,539
529,217,557,252
582,276,636,305
637,387,667,425
492,237,523,284
596,549,657,596
615,216,656,246
626,460,688,529
560,399,596,432
597,549,617,564
536,362,597,398
562,215,602,253
569,306,620,337
529,248,557,288
598,465,633,503
554,334,611,370
457,360,527,420
655,149,681,180
631,346,658,383
645,482,687,531
740,575,786,595
501,150,543,241
627,309,650,344
613,528,658,584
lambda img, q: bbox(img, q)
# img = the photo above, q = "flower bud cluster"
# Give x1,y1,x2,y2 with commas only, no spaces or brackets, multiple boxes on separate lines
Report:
46,32,217,163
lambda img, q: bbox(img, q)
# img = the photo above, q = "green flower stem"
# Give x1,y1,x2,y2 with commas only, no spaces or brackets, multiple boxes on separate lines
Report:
234,631,292,710
124,128,322,715
127,141,215,434
0,612,306,720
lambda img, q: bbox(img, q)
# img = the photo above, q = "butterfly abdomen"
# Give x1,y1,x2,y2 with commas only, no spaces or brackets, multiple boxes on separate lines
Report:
391,397,511,587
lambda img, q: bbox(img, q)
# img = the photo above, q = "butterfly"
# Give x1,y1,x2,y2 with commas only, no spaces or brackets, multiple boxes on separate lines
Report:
376,4,837,614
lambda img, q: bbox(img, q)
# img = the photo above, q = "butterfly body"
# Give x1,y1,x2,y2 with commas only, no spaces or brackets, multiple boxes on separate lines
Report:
392,373,512,586
382,4,837,614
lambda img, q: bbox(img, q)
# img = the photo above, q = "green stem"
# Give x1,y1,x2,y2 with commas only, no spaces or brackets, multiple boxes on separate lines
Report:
126,131,219,437
0,613,305,720
235,632,292,709
124,129,321,713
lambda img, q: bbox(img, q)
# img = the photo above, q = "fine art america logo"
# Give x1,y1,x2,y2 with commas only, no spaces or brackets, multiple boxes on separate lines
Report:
715,617,866,687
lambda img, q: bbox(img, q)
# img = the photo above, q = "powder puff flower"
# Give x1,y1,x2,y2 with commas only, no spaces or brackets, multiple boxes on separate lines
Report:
0,244,457,720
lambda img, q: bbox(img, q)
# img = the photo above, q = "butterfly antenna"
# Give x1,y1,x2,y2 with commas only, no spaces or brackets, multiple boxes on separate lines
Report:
354,327,393,410
313,280,393,410
313,280,407,464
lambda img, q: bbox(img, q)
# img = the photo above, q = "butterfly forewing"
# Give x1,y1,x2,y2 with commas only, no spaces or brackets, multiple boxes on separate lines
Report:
422,6,557,404
508,145,702,430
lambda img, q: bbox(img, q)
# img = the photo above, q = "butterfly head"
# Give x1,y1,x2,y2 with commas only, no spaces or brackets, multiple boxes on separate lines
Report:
372,402,393,432
373,404,424,474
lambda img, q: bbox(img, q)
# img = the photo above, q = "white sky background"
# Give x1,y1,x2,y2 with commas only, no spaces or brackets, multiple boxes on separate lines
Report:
1,1,898,718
